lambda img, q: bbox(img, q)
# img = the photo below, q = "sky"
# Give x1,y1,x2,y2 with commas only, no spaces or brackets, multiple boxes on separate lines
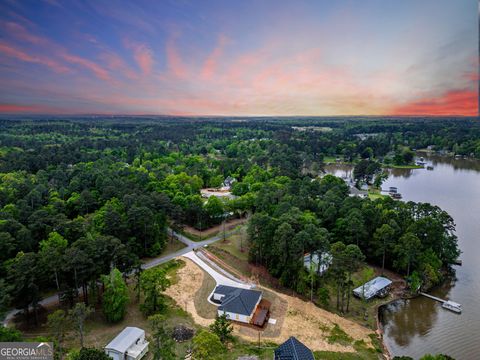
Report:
0,0,477,116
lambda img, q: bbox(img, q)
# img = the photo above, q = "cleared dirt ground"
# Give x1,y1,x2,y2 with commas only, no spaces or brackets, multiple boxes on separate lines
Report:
167,257,375,353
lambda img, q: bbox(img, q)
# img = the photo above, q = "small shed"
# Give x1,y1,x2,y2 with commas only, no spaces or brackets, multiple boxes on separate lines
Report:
104,327,149,360
274,336,314,360
353,276,392,300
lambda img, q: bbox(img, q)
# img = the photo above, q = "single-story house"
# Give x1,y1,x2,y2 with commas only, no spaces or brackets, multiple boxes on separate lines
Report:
104,327,149,360
353,276,392,300
303,252,332,275
349,186,368,198
213,285,269,326
274,336,315,360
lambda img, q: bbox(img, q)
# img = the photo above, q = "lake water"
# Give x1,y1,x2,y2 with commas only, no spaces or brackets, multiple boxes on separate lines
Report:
325,154,480,359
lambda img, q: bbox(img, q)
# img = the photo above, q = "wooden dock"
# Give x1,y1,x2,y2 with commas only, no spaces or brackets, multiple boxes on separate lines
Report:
419,292,445,303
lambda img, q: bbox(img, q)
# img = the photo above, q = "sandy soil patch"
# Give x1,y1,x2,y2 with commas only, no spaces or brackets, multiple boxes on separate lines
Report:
235,289,374,352
164,258,215,327
168,257,374,353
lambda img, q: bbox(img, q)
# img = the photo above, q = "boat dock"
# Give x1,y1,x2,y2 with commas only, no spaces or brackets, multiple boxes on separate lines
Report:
419,292,462,313
419,292,445,303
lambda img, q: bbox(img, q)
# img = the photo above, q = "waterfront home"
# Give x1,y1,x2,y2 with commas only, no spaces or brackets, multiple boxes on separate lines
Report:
303,252,332,275
353,276,392,300
274,336,314,360
104,327,149,360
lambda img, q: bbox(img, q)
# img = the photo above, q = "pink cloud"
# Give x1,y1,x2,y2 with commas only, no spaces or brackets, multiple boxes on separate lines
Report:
134,45,153,75
124,40,154,75
3,21,111,81
201,34,228,80
391,89,477,116
0,41,71,73
166,35,187,78
0,103,62,113
61,52,110,80
100,52,138,80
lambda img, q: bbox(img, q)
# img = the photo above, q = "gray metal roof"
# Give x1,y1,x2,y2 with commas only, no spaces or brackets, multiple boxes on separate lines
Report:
105,327,144,353
274,336,314,360
215,286,262,316
353,276,392,300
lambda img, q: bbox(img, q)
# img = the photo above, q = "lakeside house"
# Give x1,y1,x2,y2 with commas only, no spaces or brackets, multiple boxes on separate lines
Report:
353,276,392,300
104,327,149,360
221,176,236,190
303,252,332,275
274,336,315,360
349,186,368,198
212,285,270,326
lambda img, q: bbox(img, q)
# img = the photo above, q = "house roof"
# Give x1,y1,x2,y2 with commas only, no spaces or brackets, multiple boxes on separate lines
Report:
105,327,144,353
215,285,262,316
353,276,392,300
274,336,314,360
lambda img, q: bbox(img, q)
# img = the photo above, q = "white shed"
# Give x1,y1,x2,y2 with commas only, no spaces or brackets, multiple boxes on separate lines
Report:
104,327,149,360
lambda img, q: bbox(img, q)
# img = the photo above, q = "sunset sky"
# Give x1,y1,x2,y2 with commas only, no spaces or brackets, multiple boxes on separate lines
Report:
0,0,477,116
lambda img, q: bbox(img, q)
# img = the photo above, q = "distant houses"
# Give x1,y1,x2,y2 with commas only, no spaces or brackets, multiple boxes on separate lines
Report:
353,276,392,300
212,285,270,327
274,336,315,360
104,327,149,360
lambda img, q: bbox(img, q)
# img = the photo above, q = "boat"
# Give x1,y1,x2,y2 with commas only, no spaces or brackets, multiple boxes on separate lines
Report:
427,166,434,170
442,300,462,313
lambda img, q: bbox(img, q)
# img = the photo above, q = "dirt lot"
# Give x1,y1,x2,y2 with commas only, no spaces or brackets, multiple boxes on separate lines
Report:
168,258,375,353
164,257,215,327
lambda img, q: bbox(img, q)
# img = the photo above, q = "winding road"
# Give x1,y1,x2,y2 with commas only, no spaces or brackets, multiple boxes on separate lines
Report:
2,226,241,326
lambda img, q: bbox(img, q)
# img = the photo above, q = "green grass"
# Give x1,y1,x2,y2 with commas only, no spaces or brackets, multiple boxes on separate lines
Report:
193,270,217,319
368,189,388,201
176,228,205,242
211,226,249,261
384,164,424,169
327,324,353,345
315,335,382,359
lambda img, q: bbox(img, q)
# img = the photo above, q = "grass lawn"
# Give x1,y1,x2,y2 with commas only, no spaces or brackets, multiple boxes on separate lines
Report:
211,226,249,261
368,188,388,201
384,164,424,169
193,270,217,319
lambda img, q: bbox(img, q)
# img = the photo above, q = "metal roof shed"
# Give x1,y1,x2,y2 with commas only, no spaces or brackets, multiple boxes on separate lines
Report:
353,276,392,300
105,327,149,360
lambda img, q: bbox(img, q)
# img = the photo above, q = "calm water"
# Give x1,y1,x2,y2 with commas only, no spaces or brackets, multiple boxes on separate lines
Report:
325,154,480,360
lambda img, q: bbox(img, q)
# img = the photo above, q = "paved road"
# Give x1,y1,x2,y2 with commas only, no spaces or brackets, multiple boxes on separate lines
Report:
2,226,242,326
142,227,240,269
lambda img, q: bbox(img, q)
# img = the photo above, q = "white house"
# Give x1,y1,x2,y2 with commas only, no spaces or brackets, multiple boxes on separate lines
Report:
212,285,268,325
104,327,149,360
303,252,332,275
